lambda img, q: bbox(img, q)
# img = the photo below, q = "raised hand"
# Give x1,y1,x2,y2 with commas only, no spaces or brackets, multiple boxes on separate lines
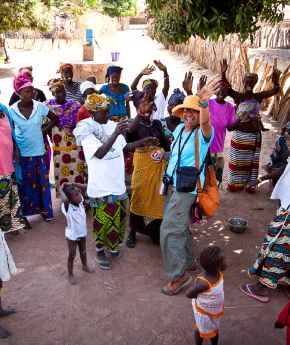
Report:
140,64,155,76
198,75,207,91
182,71,193,94
197,77,220,102
153,60,167,72
138,93,154,115
115,119,129,135
272,68,281,85
220,59,228,74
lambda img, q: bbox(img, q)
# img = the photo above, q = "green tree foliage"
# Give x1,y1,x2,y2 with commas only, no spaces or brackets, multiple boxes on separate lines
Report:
102,0,137,17
0,0,102,33
0,0,53,32
147,0,287,44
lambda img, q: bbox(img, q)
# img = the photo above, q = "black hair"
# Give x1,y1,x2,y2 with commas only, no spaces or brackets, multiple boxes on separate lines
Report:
199,246,223,273
281,127,287,134
62,185,77,200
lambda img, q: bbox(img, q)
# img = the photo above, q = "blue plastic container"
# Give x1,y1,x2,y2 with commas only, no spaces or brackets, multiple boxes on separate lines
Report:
86,29,94,45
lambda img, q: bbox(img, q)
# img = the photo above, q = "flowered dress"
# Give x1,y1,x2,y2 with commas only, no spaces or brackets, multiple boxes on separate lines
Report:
0,105,23,232
46,99,86,197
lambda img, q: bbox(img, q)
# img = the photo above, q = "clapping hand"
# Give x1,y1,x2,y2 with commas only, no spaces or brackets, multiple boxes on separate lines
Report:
115,119,129,135
197,77,220,102
138,93,154,116
140,64,155,76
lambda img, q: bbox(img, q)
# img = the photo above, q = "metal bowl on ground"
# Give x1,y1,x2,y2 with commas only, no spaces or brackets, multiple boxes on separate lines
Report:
228,217,248,234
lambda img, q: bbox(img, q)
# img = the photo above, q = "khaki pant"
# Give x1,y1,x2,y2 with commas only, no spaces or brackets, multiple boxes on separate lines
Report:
160,186,197,281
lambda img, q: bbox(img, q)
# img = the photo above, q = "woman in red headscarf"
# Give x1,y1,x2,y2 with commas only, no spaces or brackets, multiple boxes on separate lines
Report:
8,67,46,106
9,74,58,228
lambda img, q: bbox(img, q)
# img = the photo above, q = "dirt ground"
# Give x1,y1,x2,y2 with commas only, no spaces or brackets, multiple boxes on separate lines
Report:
0,25,289,345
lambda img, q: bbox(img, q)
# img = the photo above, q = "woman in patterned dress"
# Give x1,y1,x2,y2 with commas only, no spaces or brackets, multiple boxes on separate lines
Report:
46,79,85,198
9,74,57,228
0,103,23,233
240,162,290,302
73,93,158,270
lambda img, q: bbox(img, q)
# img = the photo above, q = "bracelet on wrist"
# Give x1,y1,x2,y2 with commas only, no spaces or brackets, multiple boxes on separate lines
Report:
164,76,169,80
199,100,209,108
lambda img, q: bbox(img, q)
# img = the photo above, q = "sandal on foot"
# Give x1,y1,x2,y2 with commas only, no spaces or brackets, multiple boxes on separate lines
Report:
95,256,111,270
111,252,123,259
126,235,136,248
239,283,269,303
0,307,16,317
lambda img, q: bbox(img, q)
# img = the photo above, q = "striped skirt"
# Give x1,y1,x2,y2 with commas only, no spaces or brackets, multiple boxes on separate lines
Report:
228,130,261,192
249,207,290,289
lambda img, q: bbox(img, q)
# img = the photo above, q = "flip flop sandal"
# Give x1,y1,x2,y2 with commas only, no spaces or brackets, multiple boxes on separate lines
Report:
111,252,123,259
239,283,270,303
95,257,111,270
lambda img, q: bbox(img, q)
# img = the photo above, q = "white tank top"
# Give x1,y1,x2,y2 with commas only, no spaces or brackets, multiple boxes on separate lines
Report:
61,197,87,240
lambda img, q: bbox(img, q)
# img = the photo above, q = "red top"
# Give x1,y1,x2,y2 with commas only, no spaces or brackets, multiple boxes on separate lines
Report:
76,105,91,124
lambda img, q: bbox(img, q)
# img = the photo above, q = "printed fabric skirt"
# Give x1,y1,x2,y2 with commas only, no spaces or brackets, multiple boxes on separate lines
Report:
52,127,86,198
228,130,261,192
249,207,290,289
90,195,127,253
18,155,53,219
0,173,23,233
130,148,166,219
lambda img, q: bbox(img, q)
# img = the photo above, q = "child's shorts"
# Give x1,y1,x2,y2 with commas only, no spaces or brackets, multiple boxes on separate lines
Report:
65,236,86,242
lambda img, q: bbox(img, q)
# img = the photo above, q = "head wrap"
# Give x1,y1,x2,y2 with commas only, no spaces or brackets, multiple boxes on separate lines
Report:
13,74,33,95
80,81,96,95
168,88,185,108
19,66,33,75
142,79,158,91
85,93,116,112
47,78,65,93
236,100,260,119
244,73,258,81
56,63,73,74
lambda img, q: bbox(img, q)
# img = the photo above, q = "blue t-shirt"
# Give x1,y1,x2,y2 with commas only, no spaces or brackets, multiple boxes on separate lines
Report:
9,100,49,157
166,125,214,194
99,83,130,117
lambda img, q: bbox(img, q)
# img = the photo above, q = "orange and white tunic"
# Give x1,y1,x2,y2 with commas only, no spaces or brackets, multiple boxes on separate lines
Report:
192,272,224,339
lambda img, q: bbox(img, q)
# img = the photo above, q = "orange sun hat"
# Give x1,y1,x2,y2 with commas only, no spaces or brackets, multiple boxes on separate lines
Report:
172,95,200,118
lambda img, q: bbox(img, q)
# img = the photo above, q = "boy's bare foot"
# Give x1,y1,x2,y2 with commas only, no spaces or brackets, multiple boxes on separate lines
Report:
0,324,12,338
0,307,16,317
82,266,95,274
68,275,77,285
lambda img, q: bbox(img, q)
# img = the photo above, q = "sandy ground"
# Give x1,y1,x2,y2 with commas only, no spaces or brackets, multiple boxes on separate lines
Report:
0,25,289,345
